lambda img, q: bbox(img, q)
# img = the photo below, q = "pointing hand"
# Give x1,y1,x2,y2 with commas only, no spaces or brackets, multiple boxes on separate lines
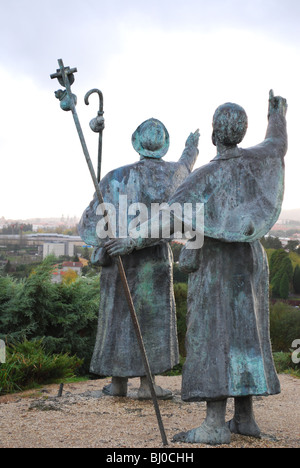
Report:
268,89,288,117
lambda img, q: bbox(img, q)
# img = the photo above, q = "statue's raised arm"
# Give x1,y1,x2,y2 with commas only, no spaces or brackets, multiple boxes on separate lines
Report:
178,129,200,171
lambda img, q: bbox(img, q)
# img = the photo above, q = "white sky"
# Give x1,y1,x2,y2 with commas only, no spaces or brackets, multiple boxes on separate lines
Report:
0,0,299,219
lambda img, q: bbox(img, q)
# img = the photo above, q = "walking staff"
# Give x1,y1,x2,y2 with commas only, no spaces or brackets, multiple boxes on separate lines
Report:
50,59,168,446
84,88,104,183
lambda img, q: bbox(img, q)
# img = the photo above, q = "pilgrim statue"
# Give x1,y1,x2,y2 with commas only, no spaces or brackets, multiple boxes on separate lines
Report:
78,118,199,399
105,91,288,444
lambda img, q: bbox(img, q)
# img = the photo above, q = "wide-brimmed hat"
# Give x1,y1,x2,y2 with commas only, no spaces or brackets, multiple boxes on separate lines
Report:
132,118,170,159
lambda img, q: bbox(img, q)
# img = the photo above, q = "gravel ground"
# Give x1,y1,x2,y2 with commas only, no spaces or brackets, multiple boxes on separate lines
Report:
0,374,299,449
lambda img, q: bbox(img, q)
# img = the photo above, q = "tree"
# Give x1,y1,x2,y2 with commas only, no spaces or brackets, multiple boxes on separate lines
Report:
279,273,290,300
261,236,282,250
62,269,78,285
82,247,91,260
269,249,293,299
3,260,12,274
170,242,184,262
286,240,300,252
293,265,300,294
173,263,188,283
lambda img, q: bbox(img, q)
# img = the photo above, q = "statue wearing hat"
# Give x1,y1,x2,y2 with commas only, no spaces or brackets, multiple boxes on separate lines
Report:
79,118,199,399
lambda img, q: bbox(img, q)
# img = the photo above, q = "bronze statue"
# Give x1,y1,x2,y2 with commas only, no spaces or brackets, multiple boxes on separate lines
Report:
79,118,199,399
106,91,288,445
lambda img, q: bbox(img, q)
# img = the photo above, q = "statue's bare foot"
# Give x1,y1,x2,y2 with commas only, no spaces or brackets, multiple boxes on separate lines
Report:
173,421,231,445
137,384,173,400
228,396,261,438
227,417,261,438
102,377,128,397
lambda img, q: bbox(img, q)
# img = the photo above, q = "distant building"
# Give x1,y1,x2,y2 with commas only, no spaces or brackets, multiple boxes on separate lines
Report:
52,267,63,284
61,261,83,274
43,242,75,258
0,233,85,253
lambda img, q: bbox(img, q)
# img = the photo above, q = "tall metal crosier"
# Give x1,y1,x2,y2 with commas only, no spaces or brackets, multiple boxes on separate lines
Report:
50,59,168,446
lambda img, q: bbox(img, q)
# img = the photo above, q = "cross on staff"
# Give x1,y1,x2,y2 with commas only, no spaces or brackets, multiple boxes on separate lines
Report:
50,65,77,86
50,59,168,446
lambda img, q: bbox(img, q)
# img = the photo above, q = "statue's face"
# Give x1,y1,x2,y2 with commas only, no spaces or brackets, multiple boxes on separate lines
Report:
212,103,248,147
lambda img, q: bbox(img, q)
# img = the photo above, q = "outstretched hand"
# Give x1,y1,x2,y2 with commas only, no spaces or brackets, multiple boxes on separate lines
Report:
268,89,288,118
186,129,200,149
105,237,136,257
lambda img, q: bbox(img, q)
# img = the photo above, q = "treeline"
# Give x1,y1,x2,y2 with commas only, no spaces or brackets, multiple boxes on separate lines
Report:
0,223,33,234
0,222,79,236
261,235,300,253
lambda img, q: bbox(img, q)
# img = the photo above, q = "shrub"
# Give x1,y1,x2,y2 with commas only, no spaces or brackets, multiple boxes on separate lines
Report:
173,263,188,284
273,352,300,376
293,265,300,294
269,250,293,298
0,339,82,395
270,302,300,352
279,273,290,300
0,257,99,374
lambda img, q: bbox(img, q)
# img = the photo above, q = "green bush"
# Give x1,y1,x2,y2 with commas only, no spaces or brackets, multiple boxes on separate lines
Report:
279,273,290,300
173,263,188,284
0,339,82,395
273,352,300,376
269,250,293,298
270,302,300,352
0,257,99,374
293,265,300,294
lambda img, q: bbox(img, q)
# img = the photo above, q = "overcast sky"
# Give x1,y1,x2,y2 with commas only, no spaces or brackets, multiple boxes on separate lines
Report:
0,0,299,220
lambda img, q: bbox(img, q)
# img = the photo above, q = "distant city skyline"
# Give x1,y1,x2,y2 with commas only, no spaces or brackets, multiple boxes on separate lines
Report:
1,208,300,226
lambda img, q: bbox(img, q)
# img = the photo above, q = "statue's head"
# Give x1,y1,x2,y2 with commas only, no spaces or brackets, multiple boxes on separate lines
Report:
132,118,170,159
212,103,248,147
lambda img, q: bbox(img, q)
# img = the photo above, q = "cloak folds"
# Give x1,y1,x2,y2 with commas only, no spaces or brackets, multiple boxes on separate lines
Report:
181,239,281,401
